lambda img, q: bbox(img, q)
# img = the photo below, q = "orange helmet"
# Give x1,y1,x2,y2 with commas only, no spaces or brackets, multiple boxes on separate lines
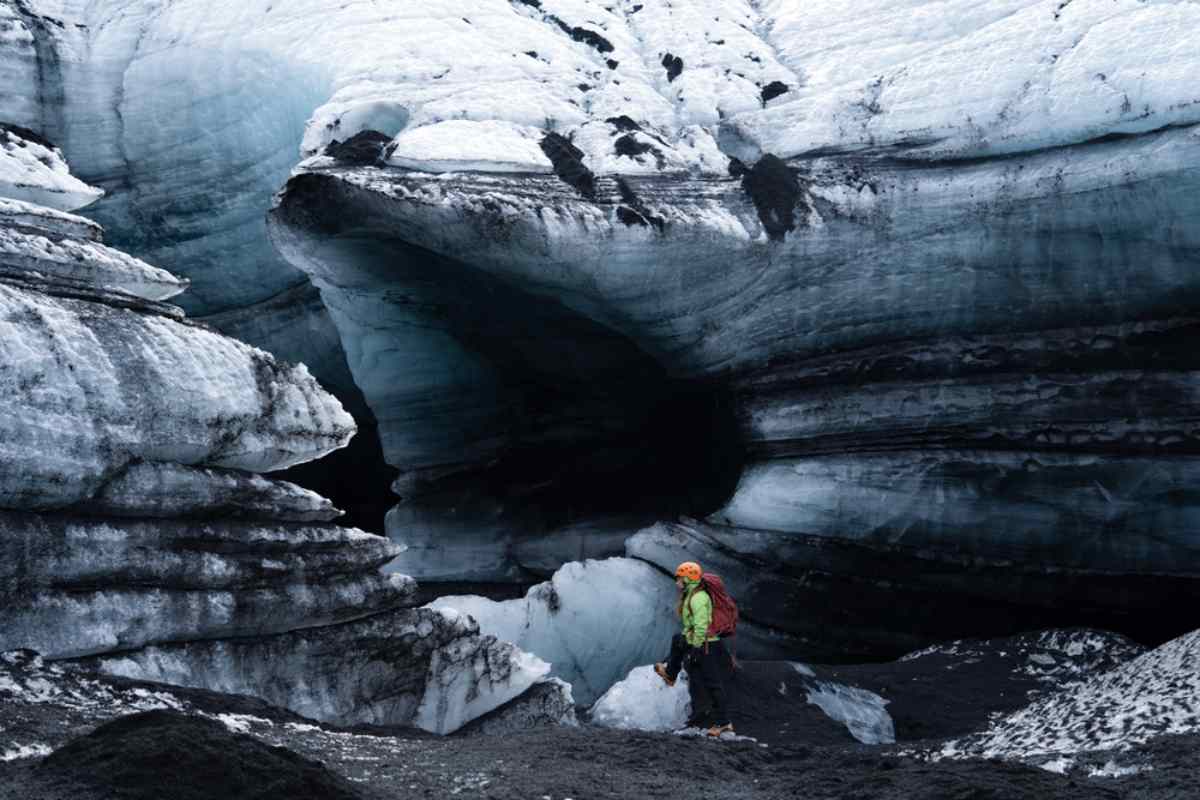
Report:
674,561,703,582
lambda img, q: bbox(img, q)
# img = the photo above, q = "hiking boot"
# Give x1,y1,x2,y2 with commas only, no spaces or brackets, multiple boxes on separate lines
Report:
706,722,734,738
653,663,675,687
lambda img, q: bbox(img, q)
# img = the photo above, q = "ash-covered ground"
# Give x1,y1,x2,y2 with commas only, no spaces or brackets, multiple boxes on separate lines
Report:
2,628,1196,799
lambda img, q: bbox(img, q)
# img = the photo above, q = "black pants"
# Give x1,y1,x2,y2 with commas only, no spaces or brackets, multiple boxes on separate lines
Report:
664,633,731,723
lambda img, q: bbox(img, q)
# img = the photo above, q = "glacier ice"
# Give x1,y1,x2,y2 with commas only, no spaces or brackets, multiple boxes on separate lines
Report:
589,664,691,732
94,607,556,735
0,125,102,211
9,0,1200,658
428,558,678,705
805,681,895,745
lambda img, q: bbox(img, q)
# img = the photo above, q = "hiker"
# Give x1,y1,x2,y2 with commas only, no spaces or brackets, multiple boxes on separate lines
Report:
653,561,736,737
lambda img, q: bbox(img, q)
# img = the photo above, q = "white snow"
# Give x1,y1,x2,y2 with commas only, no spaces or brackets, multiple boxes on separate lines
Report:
0,742,52,761
1038,756,1075,775
1089,760,1151,778
589,665,691,732
0,198,102,241
20,0,1194,187
733,0,1200,160
428,558,678,705
386,120,553,174
211,713,273,734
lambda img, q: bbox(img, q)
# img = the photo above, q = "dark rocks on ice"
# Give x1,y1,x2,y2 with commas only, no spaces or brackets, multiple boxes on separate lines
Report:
38,711,365,800
740,152,800,240
661,52,684,82
760,80,790,105
550,17,613,54
539,131,596,198
605,115,641,132
324,129,391,165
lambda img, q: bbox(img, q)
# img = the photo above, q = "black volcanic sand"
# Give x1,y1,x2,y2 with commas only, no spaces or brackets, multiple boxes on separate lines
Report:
31,711,364,800
9,717,1196,800
1,630,1189,800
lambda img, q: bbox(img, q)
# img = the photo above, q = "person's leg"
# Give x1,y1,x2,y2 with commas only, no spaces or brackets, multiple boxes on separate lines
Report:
664,633,687,680
684,648,713,726
699,642,731,729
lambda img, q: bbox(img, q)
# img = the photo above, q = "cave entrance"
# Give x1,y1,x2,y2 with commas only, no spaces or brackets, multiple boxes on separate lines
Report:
270,173,744,578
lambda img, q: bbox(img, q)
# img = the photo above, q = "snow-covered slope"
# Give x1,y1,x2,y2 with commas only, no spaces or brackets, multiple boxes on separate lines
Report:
945,629,1200,759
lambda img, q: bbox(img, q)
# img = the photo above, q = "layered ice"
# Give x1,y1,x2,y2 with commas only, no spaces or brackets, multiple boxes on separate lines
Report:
428,558,678,705
0,125,102,211
95,607,555,735
11,0,1200,656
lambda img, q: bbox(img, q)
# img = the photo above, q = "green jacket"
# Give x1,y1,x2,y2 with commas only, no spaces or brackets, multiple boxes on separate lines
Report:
681,578,718,647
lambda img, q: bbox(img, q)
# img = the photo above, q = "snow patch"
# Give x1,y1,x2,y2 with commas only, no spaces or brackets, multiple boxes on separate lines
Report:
387,120,554,174
1,742,52,761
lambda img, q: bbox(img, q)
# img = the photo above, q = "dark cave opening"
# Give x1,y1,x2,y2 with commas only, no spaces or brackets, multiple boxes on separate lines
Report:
271,172,746,555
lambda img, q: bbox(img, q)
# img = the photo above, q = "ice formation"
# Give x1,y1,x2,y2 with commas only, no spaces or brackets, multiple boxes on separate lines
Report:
7,0,1200,659
805,681,895,745
428,558,678,705
589,665,692,732
0,145,568,735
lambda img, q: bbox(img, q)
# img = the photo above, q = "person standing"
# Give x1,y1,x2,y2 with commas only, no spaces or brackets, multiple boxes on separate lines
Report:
654,561,734,737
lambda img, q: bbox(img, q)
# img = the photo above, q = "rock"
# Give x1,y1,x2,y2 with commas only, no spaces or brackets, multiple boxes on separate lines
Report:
37,710,366,800
92,607,555,735
428,558,678,705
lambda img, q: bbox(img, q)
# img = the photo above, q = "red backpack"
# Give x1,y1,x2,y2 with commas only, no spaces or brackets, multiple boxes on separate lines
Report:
700,572,739,639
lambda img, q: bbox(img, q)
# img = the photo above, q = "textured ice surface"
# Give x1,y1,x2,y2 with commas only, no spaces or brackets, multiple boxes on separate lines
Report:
589,665,691,732
462,677,578,734
0,226,187,301
0,280,355,508
0,125,102,211
805,681,895,745
428,558,678,705
735,0,1200,160
87,461,342,522
0,197,102,241
95,606,555,735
